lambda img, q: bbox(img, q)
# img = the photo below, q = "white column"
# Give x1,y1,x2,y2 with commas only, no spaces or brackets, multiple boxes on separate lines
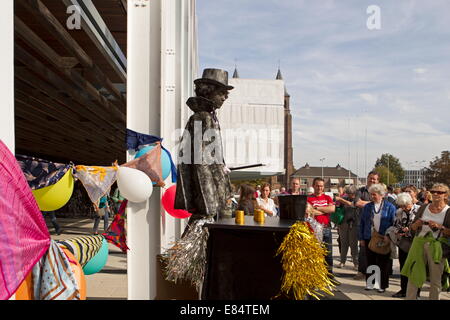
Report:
127,0,198,299
160,0,178,251
127,0,161,300
0,0,15,152
1,0,15,300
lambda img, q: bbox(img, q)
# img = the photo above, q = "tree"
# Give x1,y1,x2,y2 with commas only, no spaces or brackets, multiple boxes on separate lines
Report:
374,166,397,186
230,178,270,194
424,151,450,187
374,154,405,182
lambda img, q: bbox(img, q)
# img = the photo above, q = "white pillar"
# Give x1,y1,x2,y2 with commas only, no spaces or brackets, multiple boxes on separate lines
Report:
1,0,15,300
159,0,178,251
0,0,15,152
127,0,197,299
127,0,161,300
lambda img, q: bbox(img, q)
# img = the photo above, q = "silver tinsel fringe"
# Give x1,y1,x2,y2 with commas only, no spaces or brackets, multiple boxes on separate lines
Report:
305,217,324,242
162,217,213,291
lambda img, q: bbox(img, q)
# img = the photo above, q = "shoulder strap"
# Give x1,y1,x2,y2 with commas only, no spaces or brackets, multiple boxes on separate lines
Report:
410,204,428,237
414,204,428,221
436,207,450,239
444,207,450,229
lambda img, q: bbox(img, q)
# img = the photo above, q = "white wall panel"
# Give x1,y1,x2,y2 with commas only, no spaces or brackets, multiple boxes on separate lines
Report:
0,0,14,152
218,79,284,176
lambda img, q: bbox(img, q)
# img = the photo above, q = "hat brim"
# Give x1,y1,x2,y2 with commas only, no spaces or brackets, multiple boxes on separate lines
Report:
194,78,234,90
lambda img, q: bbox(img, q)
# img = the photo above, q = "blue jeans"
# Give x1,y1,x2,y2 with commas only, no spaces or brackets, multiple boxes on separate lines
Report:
93,209,109,233
43,211,61,234
322,227,333,273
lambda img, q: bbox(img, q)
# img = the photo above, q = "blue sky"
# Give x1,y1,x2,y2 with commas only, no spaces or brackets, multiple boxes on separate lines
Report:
196,0,450,177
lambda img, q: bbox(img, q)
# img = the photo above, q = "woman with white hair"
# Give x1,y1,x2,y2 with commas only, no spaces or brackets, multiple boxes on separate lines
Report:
403,183,450,300
390,192,420,298
358,183,396,293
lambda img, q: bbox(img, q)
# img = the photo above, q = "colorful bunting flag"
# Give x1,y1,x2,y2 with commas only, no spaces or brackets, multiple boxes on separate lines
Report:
0,140,51,300
121,143,165,186
73,165,118,204
57,235,104,267
31,241,80,300
15,154,71,190
126,128,177,182
102,200,129,253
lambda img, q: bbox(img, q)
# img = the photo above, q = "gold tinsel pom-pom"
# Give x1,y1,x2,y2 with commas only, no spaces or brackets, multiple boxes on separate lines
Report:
276,221,335,300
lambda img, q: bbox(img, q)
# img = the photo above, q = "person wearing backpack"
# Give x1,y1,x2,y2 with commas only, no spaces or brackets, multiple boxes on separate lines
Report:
403,183,450,300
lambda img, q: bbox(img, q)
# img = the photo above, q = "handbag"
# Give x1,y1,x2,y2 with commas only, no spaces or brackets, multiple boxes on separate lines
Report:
331,206,345,225
368,229,391,255
368,201,391,255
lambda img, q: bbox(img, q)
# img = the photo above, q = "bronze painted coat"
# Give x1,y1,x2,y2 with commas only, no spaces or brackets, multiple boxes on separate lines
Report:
174,96,232,219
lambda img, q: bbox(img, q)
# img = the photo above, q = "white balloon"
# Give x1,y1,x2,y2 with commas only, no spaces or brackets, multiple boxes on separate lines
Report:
117,167,153,203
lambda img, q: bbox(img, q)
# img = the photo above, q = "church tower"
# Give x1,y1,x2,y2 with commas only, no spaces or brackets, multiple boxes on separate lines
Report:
232,66,240,79
275,68,295,188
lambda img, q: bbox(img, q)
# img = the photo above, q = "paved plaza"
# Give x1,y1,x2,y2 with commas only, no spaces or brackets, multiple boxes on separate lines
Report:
46,216,450,301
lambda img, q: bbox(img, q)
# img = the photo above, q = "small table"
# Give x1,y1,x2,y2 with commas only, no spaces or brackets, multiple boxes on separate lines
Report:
201,216,296,300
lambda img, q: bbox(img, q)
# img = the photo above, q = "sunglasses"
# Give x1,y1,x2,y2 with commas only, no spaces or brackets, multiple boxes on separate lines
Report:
430,190,447,195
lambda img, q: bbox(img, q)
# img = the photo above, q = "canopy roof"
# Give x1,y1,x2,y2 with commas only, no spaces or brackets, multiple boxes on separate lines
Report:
14,0,127,165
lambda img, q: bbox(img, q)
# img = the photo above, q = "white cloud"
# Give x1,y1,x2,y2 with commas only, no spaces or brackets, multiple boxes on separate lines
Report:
359,93,378,105
197,1,450,176
413,68,428,74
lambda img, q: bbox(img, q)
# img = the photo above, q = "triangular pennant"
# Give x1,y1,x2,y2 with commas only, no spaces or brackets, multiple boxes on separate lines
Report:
121,144,165,186
15,154,71,190
0,140,51,300
126,129,177,182
102,200,129,253
73,165,118,204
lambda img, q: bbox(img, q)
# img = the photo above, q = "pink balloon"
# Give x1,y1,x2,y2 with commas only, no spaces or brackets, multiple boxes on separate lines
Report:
161,185,191,219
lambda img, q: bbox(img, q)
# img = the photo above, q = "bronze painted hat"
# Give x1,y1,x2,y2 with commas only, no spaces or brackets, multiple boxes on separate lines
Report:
194,68,234,90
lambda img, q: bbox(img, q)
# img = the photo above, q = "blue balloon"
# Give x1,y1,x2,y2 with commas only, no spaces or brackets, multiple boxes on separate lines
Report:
82,238,109,275
134,145,171,181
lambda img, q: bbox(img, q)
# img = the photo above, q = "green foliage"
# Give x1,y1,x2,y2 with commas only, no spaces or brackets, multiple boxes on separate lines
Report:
424,151,450,187
374,153,405,182
374,165,397,185
230,178,270,194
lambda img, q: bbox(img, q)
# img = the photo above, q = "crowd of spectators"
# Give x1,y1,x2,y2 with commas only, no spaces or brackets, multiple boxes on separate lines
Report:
233,172,450,300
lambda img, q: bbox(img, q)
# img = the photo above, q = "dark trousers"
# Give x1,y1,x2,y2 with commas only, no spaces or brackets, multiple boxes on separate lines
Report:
323,227,333,273
398,248,408,292
358,244,368,274
45,211,61,233
365,246,391,289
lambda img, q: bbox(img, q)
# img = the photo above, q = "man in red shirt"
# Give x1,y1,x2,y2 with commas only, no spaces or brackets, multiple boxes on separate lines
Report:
308,177,335,276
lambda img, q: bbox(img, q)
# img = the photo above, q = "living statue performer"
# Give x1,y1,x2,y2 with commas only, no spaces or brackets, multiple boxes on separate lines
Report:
174,68,233,224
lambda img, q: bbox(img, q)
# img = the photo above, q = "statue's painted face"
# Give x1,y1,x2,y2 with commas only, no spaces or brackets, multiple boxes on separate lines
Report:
210,88,229,108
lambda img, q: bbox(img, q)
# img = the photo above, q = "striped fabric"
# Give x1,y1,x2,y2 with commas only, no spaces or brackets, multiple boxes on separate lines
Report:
0,140,51,300
31,241,80,300
58,235,104,267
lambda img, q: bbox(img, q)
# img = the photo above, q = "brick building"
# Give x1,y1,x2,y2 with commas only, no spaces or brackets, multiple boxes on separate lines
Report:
291,163,359,194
